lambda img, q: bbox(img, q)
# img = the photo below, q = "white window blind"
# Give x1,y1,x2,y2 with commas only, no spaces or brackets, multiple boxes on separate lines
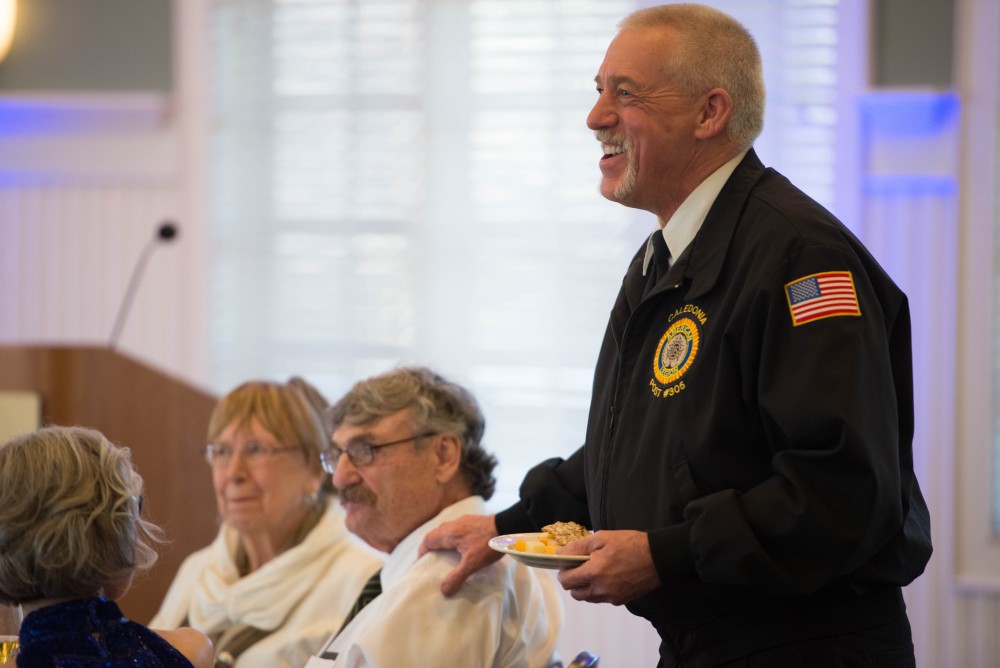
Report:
209,0,852,507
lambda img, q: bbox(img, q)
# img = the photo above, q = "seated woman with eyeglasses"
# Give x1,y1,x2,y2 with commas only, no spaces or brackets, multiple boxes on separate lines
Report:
0,426,213,667
151,378,382,668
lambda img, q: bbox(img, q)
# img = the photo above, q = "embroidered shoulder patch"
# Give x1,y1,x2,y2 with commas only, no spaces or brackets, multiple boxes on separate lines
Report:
785,271,861,326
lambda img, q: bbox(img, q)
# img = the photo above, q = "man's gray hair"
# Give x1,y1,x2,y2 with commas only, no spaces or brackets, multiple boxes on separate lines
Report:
328,366,498,500
620,3,765,149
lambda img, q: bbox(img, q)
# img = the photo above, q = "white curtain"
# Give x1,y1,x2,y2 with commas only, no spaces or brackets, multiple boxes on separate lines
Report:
208,0,855,513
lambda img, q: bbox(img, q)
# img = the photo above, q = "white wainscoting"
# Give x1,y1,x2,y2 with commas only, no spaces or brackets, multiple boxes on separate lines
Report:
860,88,1000,667
0,94,210,391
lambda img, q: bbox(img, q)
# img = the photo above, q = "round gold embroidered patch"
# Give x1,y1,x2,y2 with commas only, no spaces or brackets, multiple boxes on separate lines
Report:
653,315,700,386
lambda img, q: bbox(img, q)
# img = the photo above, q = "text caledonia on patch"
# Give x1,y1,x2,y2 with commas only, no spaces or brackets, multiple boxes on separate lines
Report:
669,303,708,325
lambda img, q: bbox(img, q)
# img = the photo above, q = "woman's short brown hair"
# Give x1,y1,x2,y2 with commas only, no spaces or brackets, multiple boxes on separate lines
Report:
208,377,333,493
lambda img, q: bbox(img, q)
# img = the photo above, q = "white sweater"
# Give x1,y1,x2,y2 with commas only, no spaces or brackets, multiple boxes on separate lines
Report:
151,500,383,668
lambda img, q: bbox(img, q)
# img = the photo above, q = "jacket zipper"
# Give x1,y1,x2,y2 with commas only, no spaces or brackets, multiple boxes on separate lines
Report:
599,279,683,529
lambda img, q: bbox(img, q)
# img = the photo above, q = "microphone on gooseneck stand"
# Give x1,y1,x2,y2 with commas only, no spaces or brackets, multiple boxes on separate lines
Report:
108,221,179,350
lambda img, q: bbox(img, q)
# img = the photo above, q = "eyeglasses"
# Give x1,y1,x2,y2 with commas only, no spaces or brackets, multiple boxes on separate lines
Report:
204,441,300,467
320,431,437,473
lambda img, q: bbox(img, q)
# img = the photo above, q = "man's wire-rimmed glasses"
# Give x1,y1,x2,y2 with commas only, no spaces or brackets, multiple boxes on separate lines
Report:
320,431,437,474
204,441,299,467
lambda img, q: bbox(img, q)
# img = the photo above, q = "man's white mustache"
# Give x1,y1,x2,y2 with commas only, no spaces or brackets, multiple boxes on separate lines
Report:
594,130,630,152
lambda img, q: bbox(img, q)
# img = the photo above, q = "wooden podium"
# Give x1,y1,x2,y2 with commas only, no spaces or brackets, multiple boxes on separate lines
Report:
0,345,219,624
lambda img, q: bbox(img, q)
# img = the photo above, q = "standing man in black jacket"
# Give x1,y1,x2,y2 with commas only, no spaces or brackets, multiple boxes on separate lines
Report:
422,4,931,666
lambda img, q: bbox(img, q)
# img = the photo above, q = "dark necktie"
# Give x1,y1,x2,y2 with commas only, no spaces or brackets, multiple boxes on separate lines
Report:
644,230,671,297
342,568,382,631
320,568,383,659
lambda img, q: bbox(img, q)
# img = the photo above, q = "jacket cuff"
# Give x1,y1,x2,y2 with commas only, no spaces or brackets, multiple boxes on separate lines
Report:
494,501,536,536
647,523,696,582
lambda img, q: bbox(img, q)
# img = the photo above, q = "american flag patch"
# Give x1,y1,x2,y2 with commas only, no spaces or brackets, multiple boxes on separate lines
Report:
785,271,861,326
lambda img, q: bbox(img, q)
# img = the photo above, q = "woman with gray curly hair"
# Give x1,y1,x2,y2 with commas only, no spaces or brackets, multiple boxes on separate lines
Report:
0,425,213,667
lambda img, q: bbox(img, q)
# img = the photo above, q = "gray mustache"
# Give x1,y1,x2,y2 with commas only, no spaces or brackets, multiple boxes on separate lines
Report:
341,484,376,505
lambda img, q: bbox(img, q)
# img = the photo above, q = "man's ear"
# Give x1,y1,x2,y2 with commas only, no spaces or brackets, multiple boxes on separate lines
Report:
695,87,732,140
434,434,463,483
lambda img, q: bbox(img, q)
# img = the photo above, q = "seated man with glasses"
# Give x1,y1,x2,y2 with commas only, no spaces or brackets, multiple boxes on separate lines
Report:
305,366,562,668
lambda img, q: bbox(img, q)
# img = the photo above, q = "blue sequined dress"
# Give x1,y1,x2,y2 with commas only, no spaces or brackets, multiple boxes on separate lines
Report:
17,596,194,667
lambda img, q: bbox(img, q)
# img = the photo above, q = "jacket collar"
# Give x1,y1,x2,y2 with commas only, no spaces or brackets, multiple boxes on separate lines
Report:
669,148,767,300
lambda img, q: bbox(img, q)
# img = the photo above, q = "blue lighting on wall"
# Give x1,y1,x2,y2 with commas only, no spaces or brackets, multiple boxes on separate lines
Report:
860,91,961,138
0,94,163,137
859,91,961,197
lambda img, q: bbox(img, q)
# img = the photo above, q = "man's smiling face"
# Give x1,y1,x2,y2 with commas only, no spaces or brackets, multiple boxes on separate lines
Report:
586,26,703,219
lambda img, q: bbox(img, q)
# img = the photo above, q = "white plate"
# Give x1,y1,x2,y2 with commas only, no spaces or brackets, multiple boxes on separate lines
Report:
488,532,589,570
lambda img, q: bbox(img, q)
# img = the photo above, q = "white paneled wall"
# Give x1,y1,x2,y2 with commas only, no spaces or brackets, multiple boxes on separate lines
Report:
860,88,1000,668
0,98,210,390
0,182,168,337
865,182,960,666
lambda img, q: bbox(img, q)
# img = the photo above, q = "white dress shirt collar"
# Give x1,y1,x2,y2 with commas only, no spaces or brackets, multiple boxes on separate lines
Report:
643,150,748,275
